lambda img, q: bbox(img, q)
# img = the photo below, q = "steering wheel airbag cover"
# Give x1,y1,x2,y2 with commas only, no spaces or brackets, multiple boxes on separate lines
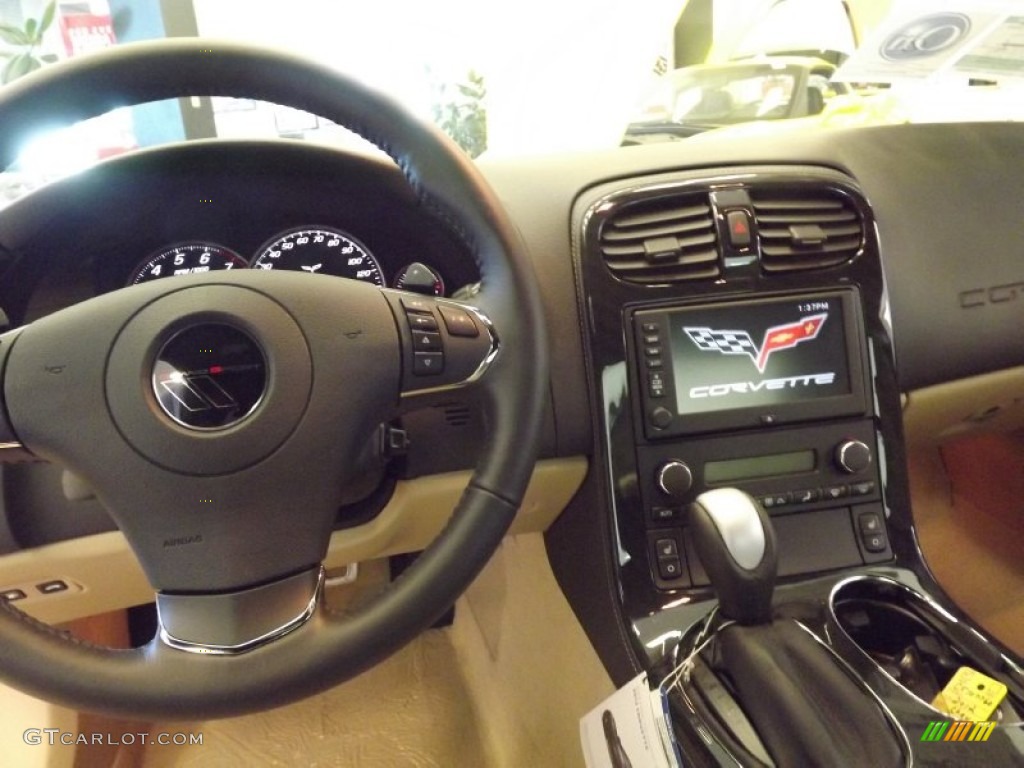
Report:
105,285,311,474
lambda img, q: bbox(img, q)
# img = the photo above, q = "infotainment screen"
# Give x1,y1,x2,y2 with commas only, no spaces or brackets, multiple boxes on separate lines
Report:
633,290,868,437
669,295,852,416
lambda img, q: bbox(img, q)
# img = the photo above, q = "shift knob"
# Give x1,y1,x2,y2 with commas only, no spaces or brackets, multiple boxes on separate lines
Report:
690,488,777,624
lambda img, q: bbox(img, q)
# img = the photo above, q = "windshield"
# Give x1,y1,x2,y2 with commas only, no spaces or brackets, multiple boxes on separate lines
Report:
636,63,806,126
1,0,1024,196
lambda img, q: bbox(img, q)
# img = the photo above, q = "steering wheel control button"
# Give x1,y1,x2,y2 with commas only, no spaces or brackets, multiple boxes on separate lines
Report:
411,330,442,351
1,589,26,602
413,352,444,376
835,439,872,474
399,295,434,314
439,305,479,338
153,324,266,431
385,292,498,395
406,312,438,332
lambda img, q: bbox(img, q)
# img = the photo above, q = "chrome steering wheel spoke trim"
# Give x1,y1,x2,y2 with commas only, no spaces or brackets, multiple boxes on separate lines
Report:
157,567,324,655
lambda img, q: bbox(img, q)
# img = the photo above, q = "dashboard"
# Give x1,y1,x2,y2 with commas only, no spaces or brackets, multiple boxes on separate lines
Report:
0,109,1023,763
0,141,481,327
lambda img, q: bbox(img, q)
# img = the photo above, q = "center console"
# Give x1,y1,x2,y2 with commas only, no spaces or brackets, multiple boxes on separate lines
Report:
630,289,893,592
570,166,1024,765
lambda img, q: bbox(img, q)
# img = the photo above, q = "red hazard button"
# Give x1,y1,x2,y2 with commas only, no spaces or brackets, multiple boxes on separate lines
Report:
726,210,752,248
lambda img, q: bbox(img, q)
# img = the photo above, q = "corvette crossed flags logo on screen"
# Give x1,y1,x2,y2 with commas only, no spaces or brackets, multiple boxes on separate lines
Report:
684,313,828,373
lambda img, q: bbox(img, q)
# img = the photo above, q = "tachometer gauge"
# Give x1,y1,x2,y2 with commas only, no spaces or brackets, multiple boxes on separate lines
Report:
252,227,384,285
394,262,445,296
129,243,247,285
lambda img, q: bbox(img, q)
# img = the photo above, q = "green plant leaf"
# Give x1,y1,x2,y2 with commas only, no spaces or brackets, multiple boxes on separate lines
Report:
41,53,58,64
39,1,57,35
3,53,37,83
25,18,37,41
0,24,31,46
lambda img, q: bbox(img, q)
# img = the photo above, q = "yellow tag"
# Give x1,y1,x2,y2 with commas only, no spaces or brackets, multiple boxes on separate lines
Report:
932,667,1008,721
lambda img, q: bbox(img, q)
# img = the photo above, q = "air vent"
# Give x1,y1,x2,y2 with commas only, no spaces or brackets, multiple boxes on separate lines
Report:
752,187,863,272
599,194,719,283
437,402,472,428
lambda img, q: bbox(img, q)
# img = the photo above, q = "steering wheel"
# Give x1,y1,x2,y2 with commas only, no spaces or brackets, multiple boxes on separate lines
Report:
0,39,548,719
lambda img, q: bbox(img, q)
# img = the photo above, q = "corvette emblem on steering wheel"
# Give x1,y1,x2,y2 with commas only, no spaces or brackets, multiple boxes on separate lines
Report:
152,323,267,430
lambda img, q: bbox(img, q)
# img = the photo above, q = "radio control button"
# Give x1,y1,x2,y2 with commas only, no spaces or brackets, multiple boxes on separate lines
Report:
643,334,660,345
657,555,684,580
793,488,821,504
650,506,679,523
824,485,849,501
645,357,663,369
857,511,883,535
835,439,872,474
655,538,678,557
648,372,665,398
850,481,876,496
766,492,791,508
862,532,888,553
644,346,662,357
656,461,693,501
642,322,658,333
649,407,673,429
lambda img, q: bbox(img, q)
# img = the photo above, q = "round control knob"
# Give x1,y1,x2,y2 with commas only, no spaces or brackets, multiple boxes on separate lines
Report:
656,460,693,501
835,439,872,474
649,406,673,429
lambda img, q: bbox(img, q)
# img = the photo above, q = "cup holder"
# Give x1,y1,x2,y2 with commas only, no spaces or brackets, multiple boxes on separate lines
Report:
830,576,1024,716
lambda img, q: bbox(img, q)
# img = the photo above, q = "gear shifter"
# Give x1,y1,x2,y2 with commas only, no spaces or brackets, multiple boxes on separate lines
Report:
684,488,905,767
689,488,776,624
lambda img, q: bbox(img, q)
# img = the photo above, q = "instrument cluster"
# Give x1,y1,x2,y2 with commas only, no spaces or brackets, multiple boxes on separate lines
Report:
128,225,446,296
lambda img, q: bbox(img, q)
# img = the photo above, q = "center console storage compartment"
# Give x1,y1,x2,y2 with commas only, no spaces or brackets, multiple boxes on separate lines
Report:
831,576,1024,720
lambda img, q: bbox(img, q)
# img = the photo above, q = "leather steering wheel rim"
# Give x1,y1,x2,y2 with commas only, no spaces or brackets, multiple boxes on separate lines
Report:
0,39,548,719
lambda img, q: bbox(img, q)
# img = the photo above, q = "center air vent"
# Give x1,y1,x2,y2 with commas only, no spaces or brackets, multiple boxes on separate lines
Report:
599,194,719,284
751,187,864,272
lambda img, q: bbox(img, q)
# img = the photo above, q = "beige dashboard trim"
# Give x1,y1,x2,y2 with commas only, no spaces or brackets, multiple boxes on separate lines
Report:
903,366,1024,446
0,457,589,625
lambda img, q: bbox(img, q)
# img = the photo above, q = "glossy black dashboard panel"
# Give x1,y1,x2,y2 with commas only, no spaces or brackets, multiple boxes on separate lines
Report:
571,164,914,631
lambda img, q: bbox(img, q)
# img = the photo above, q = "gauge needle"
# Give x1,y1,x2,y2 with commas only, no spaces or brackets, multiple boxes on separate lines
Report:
301,263,323,274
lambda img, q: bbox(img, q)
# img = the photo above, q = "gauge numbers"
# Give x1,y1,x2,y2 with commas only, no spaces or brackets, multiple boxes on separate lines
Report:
130,243,247,285
252,227,384,285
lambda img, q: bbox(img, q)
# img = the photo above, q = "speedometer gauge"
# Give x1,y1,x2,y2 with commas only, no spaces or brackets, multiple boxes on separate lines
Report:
252,227,384,285
129,243,247,285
